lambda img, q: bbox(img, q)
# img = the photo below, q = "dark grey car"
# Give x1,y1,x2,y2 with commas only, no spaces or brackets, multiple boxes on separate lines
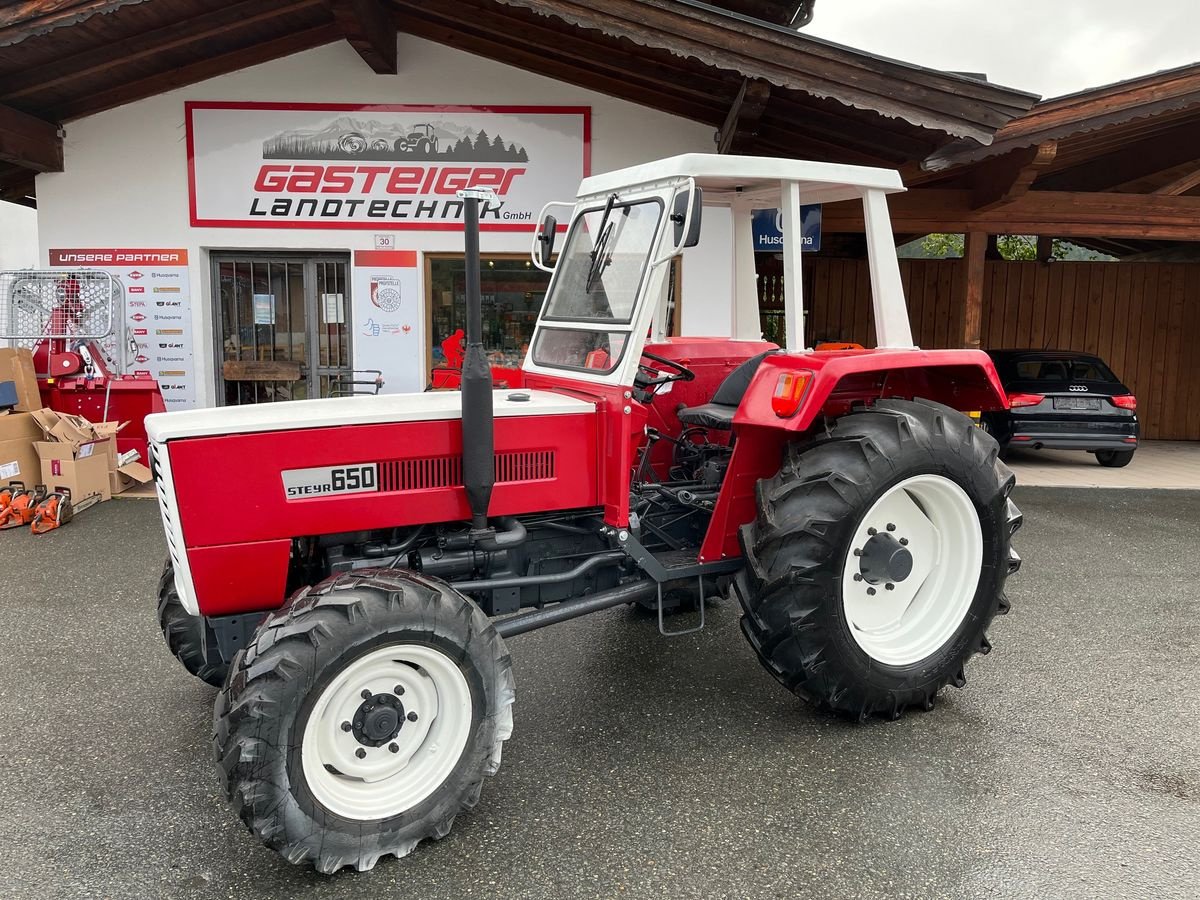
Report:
981,350,1139,467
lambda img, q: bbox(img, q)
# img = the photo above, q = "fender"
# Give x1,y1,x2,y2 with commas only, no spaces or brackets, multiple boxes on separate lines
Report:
698,348,1007,562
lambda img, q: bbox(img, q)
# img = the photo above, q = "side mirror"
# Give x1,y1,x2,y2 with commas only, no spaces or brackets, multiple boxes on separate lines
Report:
535,214,558,269
670,185,703,250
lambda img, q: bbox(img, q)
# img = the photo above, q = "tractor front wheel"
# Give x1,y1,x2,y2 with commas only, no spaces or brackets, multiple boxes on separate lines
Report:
213,568,514,873
734,398,1022,719
157,560,226,687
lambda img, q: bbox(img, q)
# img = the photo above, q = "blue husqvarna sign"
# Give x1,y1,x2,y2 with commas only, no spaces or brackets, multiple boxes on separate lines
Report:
752,205,822,252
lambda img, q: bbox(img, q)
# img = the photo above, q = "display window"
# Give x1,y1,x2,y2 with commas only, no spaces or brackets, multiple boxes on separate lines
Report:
425,254,551,383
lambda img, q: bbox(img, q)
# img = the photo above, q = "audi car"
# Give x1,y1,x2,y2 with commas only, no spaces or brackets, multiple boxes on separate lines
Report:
981,350,1139,467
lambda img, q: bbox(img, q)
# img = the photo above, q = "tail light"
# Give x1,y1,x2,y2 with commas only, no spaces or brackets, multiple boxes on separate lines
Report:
1111,394,1137,410
771,371,813,418
1007,392,1044,409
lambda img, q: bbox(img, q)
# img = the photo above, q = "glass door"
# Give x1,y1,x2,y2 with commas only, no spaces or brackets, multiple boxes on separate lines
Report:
213,254,352,405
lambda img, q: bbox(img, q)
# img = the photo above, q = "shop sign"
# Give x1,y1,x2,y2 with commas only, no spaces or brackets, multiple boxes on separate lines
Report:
49,248,197,410
187,103,590,230
752,206,822,252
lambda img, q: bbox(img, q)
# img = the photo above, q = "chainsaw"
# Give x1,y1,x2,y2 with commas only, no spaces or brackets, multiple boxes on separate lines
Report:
0,483,47,529
31,487,103,535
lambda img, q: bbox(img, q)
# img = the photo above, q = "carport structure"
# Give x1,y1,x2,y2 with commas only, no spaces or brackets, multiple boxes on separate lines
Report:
813,64,1200,441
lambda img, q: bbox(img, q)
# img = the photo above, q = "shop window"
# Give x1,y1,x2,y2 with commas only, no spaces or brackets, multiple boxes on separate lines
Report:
427,256,550,378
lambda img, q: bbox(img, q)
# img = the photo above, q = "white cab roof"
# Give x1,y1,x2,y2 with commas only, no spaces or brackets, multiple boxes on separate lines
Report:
145,389,595,442
578,153,906,205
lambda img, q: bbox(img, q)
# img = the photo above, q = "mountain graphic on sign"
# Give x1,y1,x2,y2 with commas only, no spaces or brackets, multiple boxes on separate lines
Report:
263,116,529,162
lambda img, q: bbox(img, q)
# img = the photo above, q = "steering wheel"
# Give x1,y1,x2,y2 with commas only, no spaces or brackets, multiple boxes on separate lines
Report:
635,350,696,392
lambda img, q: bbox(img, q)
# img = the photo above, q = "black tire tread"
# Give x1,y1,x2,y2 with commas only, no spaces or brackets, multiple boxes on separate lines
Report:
156,559,226,687
734,398,1022,720
213,568,514,874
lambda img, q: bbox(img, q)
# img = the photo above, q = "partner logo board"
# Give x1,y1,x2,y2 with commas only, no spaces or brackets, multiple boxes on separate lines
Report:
186,103,588,229
49,248,197,409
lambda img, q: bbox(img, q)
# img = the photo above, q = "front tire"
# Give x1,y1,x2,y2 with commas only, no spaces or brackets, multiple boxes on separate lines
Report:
734,398,1022,719
213,569,514,873
1095,449,1134,468
157,560,226,687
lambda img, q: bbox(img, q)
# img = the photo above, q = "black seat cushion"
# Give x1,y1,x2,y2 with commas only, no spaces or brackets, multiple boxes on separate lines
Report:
676,351,776,430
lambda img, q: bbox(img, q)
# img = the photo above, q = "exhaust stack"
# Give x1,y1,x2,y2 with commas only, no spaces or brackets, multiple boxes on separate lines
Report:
457,189,495,532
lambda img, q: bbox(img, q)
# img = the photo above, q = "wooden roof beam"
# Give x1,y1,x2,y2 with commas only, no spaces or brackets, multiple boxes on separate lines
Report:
970,140,1057,210
718,78,771,153
0,0,323,101
48,25,340,121
328,0,397,74
1153,164,1200,196
0,102,62,172
821,187,1200,240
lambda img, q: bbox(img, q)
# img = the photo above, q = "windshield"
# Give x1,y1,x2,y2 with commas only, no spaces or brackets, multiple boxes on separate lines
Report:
541,197,663,324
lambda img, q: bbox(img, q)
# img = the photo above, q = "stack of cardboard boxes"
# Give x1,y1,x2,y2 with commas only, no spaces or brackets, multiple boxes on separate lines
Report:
0,347,152,511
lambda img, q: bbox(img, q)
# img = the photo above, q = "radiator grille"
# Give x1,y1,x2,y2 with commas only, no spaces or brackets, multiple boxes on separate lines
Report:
378,450,555,491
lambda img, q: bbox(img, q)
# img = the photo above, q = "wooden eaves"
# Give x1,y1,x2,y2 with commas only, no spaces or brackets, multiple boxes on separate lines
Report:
0,0,1037,206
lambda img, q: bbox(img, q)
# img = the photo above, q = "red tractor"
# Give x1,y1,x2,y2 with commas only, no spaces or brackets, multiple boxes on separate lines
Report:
147,155,1021,873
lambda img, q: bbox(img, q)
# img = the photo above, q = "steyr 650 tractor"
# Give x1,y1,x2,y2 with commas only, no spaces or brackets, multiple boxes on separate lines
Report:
147,154,1022,874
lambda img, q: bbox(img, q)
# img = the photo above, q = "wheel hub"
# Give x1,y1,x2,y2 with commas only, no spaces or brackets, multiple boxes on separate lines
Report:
353,693,404,747
858,531,914,585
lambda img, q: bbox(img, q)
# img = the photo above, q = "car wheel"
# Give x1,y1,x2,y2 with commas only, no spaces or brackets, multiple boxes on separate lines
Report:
1095,449,1135,468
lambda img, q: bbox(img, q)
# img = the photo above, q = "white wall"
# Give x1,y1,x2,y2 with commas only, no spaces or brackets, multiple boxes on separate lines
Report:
35,35,728,406
0,200,38,270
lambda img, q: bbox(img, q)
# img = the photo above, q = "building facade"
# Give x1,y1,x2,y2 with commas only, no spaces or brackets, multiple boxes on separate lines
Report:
35,37,734,409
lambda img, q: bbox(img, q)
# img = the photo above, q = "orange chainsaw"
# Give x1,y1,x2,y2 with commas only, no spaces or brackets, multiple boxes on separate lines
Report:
31,487,102,535
0,481,22,516
0,483,47,529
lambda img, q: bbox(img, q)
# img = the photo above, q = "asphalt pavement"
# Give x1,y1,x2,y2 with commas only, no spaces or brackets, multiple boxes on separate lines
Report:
0,488,1196,899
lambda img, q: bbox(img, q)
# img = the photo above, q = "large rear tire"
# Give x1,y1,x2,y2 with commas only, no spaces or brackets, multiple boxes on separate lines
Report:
734,398,1022,719
157,560,226,687
213,568,514,873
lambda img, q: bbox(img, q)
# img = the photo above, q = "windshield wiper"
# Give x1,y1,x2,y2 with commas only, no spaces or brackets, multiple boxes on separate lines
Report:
585,193,618,292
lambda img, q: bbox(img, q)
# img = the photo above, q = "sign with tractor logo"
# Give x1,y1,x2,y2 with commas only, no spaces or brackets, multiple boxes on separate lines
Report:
186,103,590,230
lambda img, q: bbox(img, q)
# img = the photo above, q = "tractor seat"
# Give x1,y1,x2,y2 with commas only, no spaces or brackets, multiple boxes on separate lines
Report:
676,351,777,430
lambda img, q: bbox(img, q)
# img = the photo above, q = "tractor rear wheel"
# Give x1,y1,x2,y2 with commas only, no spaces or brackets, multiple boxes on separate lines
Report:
157,560,226,687
213,568,514,873
734,398,1022,720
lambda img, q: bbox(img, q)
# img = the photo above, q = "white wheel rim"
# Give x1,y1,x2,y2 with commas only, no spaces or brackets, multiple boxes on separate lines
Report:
840,474,983,666
301,643,473,821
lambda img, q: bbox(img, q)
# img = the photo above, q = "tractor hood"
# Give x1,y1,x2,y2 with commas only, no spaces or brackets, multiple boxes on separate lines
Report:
144,389,595,442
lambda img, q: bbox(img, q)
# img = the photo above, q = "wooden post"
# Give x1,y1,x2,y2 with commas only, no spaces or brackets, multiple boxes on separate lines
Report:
1036,234,1054,262
961,231,987,349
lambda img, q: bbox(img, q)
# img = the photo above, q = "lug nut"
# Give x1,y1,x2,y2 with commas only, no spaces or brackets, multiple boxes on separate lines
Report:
899,538,909,546
885,583,895,591
853,548,862,557
853,573,863,582
360,689,372,700
867,587,877,596
341,721,352,732
407,712,418,722
394,685,405,696
355,748,366,759
867,527,877,536
886,523,896,531
389,743,399,753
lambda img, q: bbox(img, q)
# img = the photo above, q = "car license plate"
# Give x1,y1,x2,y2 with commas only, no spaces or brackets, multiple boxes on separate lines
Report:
1053,397,1101,411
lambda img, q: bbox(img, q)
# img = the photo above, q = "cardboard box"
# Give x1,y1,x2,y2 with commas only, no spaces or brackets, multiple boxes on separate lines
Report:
0,348,40,412
36,439,112,502
109,461,153,495
0,411,41,485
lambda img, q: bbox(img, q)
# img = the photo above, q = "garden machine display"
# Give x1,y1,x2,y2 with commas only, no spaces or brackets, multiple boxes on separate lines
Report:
0,269,165,461
146,154,1023,874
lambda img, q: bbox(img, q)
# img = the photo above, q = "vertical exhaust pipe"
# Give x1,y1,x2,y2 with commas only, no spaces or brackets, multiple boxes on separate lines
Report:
457,189,495,532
